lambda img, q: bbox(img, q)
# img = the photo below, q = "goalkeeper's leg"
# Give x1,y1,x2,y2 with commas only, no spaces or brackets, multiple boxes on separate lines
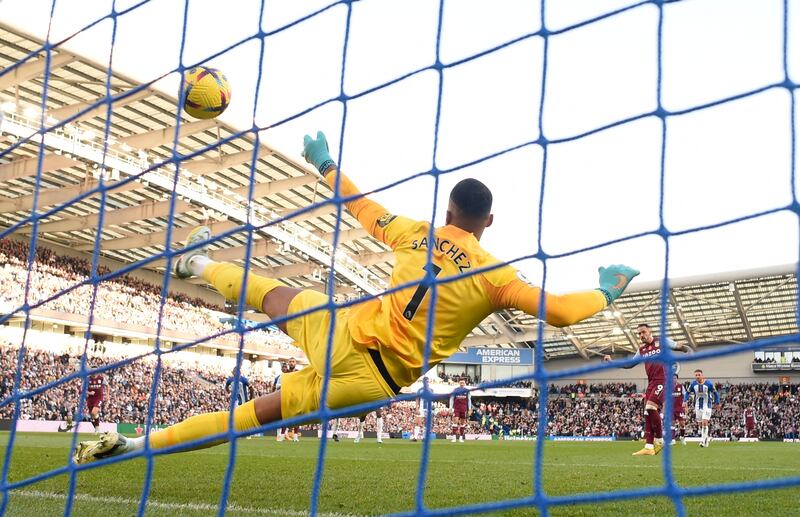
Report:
73,392,282,464
173,225,304,333
74,226,395,463
74,226,303,464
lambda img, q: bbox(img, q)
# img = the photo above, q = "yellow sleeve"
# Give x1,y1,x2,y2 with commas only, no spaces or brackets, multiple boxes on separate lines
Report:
325,169,418,249
481,266,607,328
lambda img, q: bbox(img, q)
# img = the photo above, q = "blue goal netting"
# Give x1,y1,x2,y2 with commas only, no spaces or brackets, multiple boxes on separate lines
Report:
0,0,799,515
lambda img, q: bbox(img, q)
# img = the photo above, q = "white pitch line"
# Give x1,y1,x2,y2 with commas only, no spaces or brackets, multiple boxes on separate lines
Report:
12,490,366,517
325,455,800,473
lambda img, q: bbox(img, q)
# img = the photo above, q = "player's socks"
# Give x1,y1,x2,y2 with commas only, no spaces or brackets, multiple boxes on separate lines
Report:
133,399,261,452
202,262,284,310
413,426,420,440
376,417,383,443
451,426,458,442
643,413,653,446
647,409,663,441
92,417,100,433
187,255,211,276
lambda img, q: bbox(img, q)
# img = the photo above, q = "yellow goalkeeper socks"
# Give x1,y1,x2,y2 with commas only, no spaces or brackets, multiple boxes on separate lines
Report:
149,399,260,451
203,262,283,311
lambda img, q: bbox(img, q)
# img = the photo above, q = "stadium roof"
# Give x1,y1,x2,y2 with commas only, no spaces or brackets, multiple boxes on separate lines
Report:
1,24,798,361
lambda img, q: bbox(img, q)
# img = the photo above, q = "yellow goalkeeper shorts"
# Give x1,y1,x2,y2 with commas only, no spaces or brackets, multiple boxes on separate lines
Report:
279,290,396,420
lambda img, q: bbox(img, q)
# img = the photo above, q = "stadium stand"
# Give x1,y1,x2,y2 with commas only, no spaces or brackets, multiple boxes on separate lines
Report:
0,341,274,425
0,238,300,356
3,340,796,440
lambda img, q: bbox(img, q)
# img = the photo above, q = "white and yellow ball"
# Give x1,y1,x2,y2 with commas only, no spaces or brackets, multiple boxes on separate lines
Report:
182,66,231,119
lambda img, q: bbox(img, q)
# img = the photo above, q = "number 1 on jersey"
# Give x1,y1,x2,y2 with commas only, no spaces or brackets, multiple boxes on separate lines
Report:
403,264,442,321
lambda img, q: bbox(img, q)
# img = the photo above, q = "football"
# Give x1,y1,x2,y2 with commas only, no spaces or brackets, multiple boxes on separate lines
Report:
182,66,231,119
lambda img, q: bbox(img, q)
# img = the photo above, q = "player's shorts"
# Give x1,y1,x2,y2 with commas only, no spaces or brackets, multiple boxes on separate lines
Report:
279,290,397,420
695,407,712,421
672,411,686,421
454,409,467,420
86,398,103,411
644,381,666,407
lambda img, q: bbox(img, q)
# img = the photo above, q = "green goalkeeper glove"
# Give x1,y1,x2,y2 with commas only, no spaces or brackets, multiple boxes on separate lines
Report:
597,264,639,305
302,131,336,174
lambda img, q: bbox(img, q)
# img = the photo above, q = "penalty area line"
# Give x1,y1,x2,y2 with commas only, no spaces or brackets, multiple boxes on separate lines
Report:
11,490,366,517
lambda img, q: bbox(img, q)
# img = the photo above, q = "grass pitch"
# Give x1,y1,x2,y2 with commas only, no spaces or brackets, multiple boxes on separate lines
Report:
1,432,799,516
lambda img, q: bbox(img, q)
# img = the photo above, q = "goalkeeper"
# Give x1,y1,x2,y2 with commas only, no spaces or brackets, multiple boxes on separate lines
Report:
74,132,639,463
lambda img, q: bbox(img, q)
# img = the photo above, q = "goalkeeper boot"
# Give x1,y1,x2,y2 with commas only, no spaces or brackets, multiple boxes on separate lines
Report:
654,443,664,455
174,226,211,279
73,432,130,465
632,446,656,456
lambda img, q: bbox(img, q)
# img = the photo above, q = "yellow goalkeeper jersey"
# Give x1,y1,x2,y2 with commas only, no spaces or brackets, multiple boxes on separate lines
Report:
326,171,606,387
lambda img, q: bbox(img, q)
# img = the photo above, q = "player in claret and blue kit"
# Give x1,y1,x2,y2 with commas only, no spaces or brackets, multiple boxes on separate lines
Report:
74,131,639,465
85,372,105,433
605,323,691,456
743,406,757,438
670,373,687,446
449,379,471,443
685,369,719,447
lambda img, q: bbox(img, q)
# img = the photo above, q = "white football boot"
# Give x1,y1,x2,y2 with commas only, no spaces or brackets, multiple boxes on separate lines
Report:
73,432,130,465
174,226,211,279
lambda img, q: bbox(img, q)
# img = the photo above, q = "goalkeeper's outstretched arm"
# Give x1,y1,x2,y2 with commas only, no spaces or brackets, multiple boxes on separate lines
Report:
302,131,416,249
488,265,640,328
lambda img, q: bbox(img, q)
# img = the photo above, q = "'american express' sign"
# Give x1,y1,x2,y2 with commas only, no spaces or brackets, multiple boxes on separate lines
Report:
444,347,533,365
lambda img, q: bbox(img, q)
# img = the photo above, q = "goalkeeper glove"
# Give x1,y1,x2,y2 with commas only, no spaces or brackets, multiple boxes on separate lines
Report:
597,264,639,305
302,131,336,174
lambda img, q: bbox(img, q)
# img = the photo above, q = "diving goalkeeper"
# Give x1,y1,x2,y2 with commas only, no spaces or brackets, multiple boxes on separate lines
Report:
74,132,639,463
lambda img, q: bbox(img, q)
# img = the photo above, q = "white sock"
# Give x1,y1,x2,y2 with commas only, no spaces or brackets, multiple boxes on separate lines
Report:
645,443,654,449
413,426,419,439
127,436,145,452
331,420,338,435
188,255,212,276
358,421,364,439
277,428,283,437
376,417,383,438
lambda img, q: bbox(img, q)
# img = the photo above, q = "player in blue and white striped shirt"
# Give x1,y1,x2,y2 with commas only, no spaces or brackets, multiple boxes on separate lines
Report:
225,374,254,438
225,374,252,407
684,369,719,448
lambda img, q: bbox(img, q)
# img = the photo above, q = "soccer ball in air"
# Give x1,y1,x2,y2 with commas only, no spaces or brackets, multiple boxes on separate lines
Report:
182,66,231,119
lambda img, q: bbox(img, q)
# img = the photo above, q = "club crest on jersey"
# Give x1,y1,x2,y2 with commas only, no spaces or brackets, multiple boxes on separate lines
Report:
377,213,397,228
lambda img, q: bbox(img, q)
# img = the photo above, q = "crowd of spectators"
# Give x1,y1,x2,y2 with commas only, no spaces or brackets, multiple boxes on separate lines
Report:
0,343,274,425
0,238,299,355
548,382,638,398
753,356,800,364
1,335,798,440
705,382,799,440
436,372,480,386
328,383,799,440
